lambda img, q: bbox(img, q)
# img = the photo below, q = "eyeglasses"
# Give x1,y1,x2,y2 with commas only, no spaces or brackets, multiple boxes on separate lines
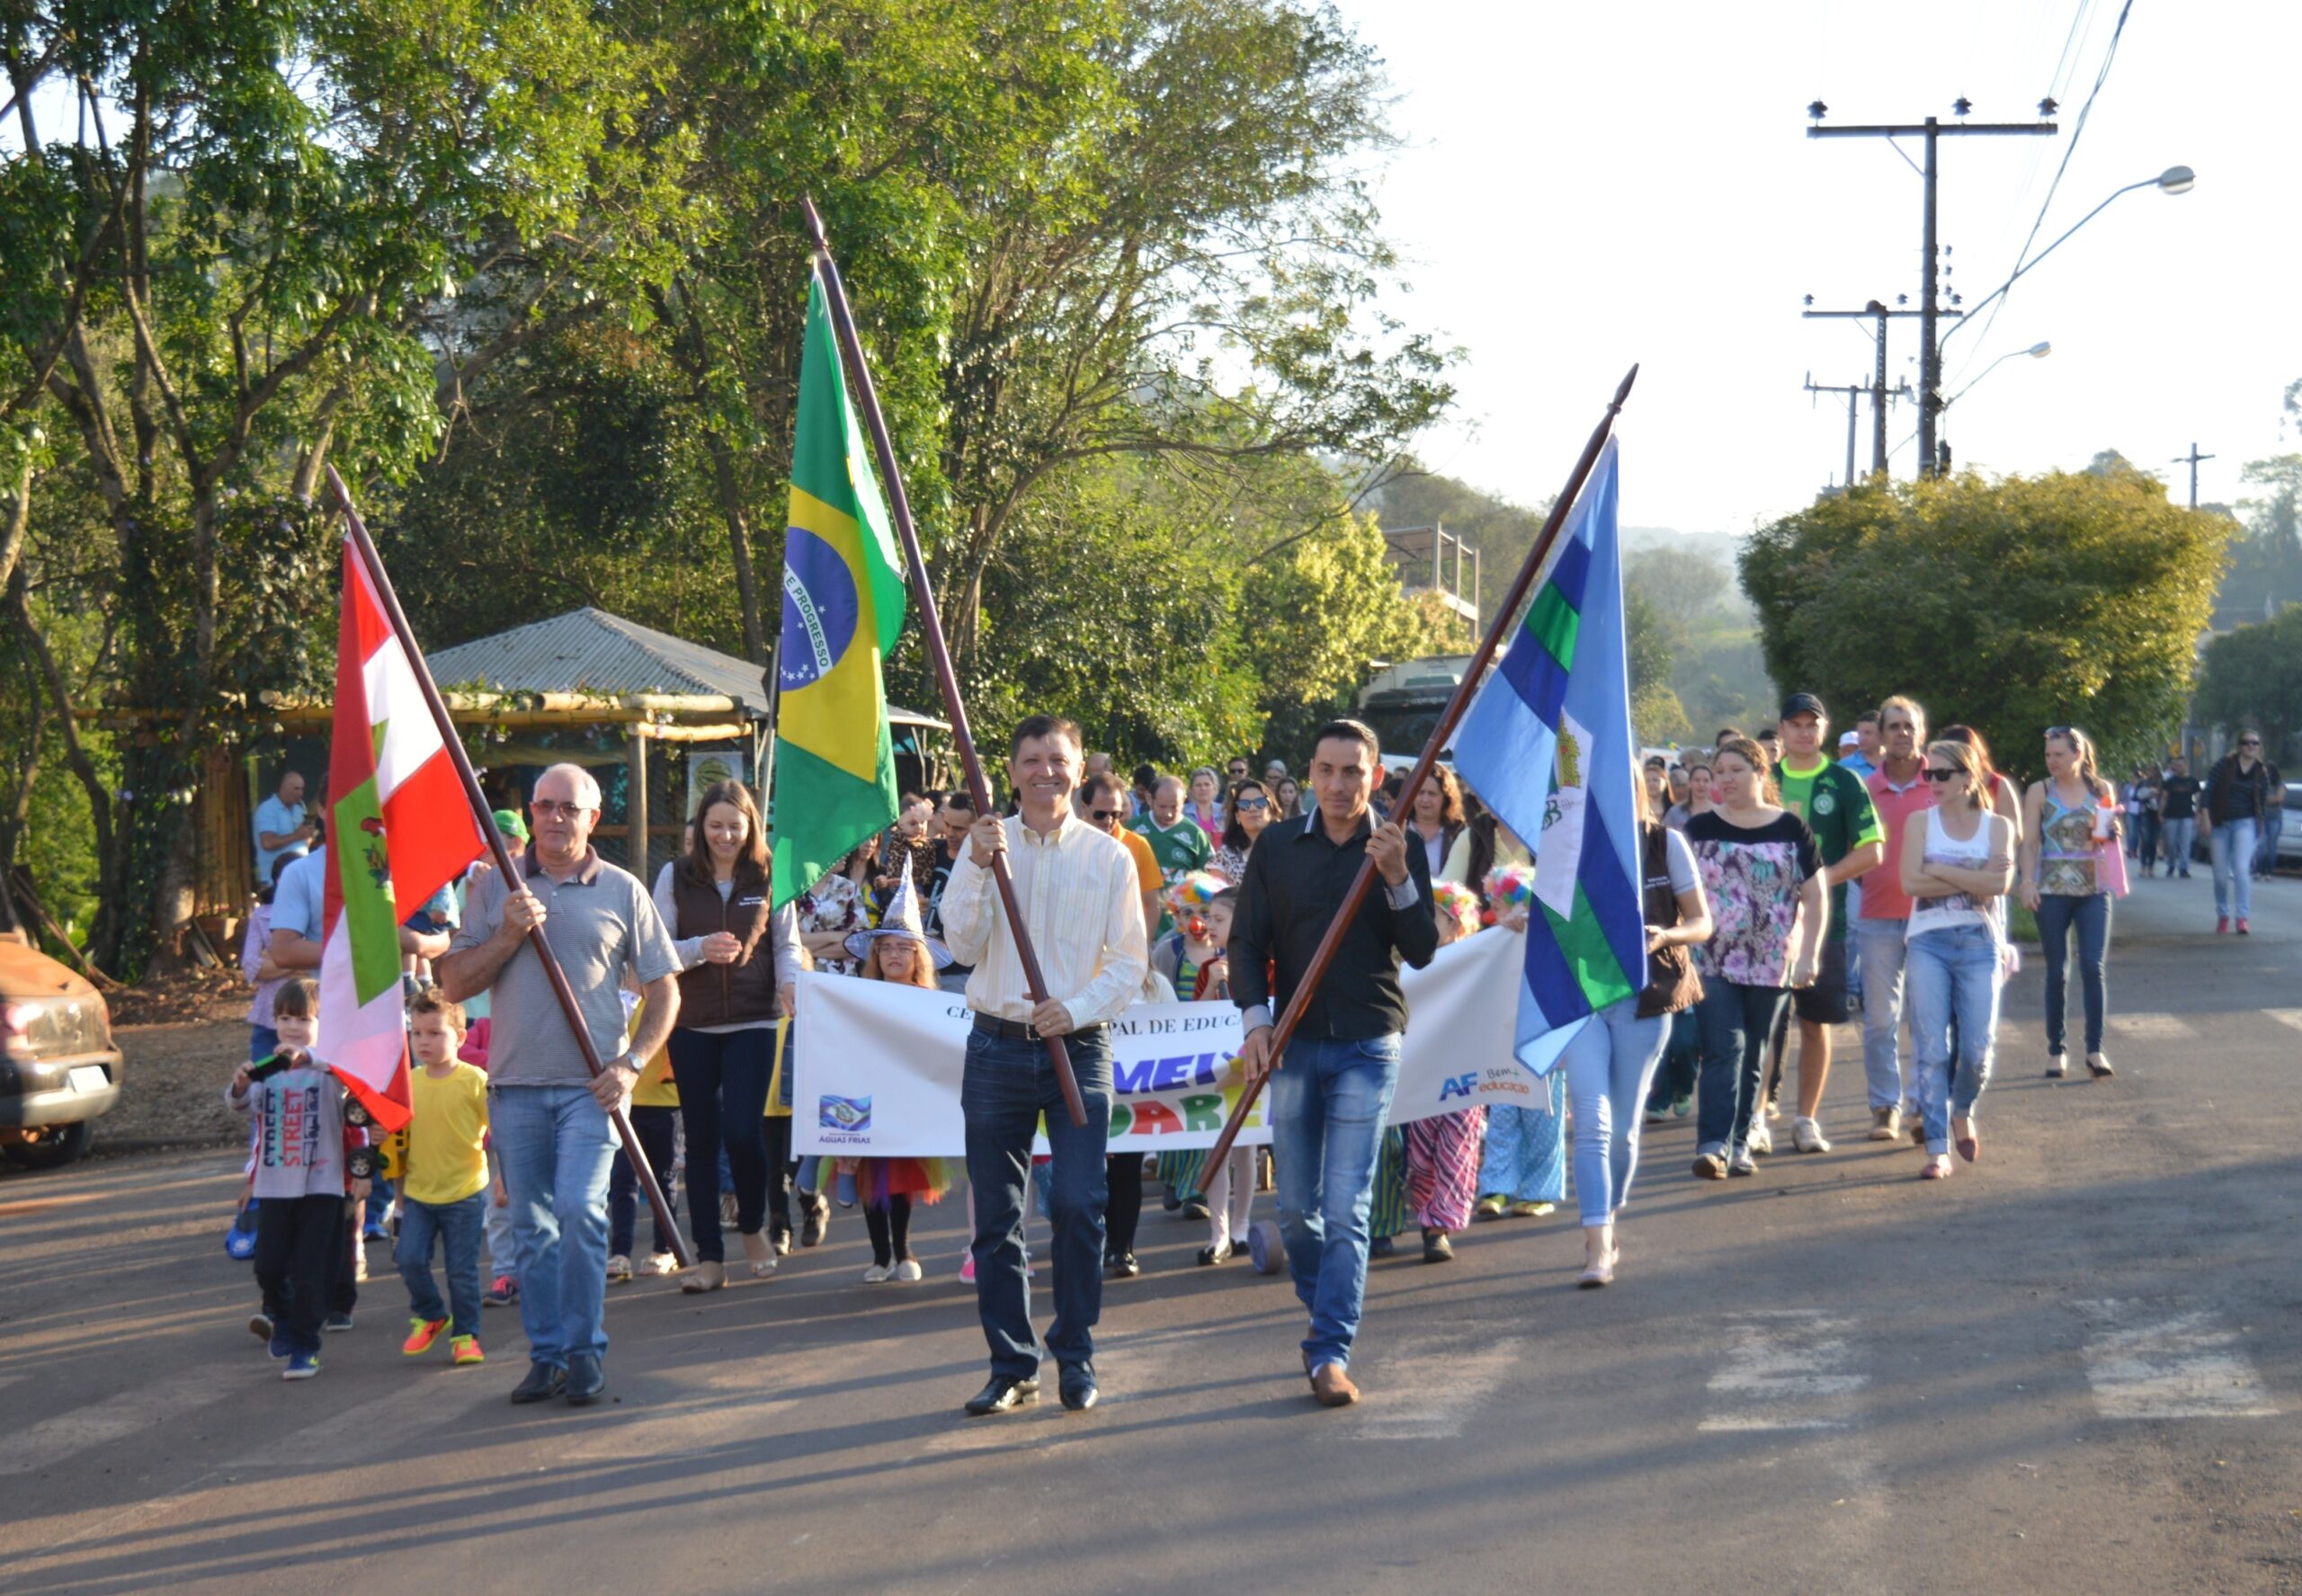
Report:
530,799,590,820
1088,808,1123,823
1923,768,1960,783
2240,738,2261,747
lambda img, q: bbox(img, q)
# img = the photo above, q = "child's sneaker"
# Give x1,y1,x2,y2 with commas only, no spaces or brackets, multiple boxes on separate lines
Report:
282,1351,320,1380
450,1334,485,1367
268,1335,292,1360
323,1311,355,1333
959,1253,976,1285
647,1252,680,1277
402,1316,449,1356
605,1253,634,1284
248,1312,274,1341
485,1274,518,1306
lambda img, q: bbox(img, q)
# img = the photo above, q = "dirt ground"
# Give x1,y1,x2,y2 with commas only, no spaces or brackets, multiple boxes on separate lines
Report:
98,1018,252,1150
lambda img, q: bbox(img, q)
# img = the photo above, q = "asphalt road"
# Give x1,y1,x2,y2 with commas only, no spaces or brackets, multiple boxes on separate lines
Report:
4,869,2298,1595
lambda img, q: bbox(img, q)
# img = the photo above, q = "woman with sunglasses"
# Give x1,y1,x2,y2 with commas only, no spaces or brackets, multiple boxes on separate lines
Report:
1211,779,1275,884
1901,740,2015,1181
2020,727,2118,1080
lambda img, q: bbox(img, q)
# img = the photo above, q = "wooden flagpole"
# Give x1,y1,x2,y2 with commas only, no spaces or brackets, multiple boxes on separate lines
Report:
797,198,1085,1126
324,465,693,1268
1188,365,1640,1190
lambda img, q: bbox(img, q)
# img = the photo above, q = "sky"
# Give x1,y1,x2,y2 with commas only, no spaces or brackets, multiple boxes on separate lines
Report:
1334,0,2299,537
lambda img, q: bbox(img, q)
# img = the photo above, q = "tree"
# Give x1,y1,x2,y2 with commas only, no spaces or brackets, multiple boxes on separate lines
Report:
2194,606,2302,765
1740,467,2232,781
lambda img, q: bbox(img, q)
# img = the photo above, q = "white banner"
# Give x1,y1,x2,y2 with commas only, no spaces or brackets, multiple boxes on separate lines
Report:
793,927,1539,1156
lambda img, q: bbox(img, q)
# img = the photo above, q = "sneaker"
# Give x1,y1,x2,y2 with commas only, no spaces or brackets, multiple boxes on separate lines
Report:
2217,915,2230,933
322,1312,354,1333
1727,1148,1758,1177
605,1253,634,1284
401,1316,449,1356
861,1262,895,1284
1644,1104,1670,1126
1691,1152,1728,1181
647,1252,680,1277
959,1254,977,1285
1473,1194,1506,1221
1671,1094,1692,1118
1421,1227,1454,1263
1869,1106,1901,1141
1507,1200,1556,1218
800,1191,829,1247
1762,1097,1781,1122
282,1351,320,1380
894,1258,923,1282
1792,1117,1830,1155
450,1334,485,1367
268,1335,292,1360
249,1312,274,1341
485,1274,518,1306
1745,1120,1773,1156
769,1227,792,1257
2236,917,2251,935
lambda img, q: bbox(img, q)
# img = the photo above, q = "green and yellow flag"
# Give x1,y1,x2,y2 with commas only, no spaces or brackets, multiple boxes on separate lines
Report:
770,271,907,908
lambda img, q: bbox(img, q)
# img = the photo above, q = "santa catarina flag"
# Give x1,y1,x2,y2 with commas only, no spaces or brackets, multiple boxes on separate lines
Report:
1450,437,1645,1077
770,269,906,909
319,541,487,1129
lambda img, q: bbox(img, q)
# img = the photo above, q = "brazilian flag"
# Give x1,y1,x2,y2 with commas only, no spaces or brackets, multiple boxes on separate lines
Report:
770,272,906,909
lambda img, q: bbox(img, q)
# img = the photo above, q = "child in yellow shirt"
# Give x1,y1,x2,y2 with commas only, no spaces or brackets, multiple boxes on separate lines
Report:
396,986,490,1365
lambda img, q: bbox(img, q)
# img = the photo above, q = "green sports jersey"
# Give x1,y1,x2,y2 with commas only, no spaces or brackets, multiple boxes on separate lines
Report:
1128,814,1211,936
1777,757,1883,941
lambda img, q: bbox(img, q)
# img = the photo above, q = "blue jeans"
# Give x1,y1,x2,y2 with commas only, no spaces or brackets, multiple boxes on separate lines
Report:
2209,819,2258,920
1562,998,1668,1226
1695,980,1790,1157
492,1084,617,1369
961,1027,1115,1381
2034,893,2110,1057
2258,808,2285,876
1645,1009,1700,1110
2160,816,2195,874
1856,918,1912,1110
396,1191,485,1337
1905,925,2001,1156
1267,1034,1402,1373
2136,811,2160,871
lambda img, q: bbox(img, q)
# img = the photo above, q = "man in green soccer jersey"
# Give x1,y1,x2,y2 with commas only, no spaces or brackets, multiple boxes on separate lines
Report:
1762,692,1884,1155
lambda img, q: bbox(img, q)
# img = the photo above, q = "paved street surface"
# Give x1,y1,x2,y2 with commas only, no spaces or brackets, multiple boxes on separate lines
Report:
4,872,2299,1595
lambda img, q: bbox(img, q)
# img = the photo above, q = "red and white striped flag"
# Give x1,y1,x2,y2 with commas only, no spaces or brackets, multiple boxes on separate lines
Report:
318,540,487,1128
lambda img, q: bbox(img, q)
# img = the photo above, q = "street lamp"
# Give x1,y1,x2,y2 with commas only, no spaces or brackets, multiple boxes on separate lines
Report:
1938,341,2051,474
1942,167,2194,355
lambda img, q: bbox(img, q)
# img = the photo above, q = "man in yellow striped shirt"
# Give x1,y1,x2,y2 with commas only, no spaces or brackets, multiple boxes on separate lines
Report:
941,714,1148,1417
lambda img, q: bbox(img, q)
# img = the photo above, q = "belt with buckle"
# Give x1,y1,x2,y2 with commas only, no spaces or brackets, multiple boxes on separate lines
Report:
972,1013,1105,1043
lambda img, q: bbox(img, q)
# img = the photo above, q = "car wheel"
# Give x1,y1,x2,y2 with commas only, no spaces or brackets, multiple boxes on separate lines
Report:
4,1119,93,1171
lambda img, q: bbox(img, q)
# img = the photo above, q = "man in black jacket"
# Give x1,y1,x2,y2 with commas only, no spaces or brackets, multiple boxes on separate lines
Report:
1231,720,1438,1408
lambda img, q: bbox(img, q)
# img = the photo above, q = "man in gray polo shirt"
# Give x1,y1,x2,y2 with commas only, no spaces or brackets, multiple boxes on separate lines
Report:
442,763,681,1407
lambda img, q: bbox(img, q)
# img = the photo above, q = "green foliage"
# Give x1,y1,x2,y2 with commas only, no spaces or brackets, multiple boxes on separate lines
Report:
2194,606,2302,764
1740,467,2234,782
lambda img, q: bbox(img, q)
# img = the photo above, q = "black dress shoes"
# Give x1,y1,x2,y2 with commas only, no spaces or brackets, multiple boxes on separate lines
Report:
510,1360,567,1404
1105,1252,1140,1279
565,1351,604,1405
964,1375,1039,1416
1059,1365,1099,1411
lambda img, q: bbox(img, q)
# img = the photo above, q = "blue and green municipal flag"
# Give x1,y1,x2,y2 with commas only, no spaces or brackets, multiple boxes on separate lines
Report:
770,271,907,908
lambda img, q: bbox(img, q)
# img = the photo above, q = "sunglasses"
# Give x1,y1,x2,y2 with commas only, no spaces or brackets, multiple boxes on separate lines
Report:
2240,738,2261,747
1233,797,1269,811
1088,808,1123,823
1923,768,1961,783
530,799,590,820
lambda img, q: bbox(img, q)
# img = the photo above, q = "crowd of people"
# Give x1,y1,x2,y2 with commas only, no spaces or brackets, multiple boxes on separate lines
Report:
228,698,2279,1409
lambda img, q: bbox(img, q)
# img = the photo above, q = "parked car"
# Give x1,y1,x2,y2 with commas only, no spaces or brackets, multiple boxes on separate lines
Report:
2280,784,2302,867
0,934,124,1170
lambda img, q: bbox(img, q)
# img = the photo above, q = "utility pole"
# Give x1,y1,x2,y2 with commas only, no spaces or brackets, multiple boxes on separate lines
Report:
1801,299,1930,477
1807,103,2057,477
1805,375,1866,488
2173,441,2215,509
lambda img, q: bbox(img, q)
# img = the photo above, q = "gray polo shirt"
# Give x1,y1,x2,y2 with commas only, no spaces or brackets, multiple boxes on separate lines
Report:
451,848,681,1087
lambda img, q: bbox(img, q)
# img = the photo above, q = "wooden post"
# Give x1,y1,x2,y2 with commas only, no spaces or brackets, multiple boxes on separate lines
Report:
627,728,650,887
1188,365,1641,1190
798,197,1086,1128
324,466,693,1268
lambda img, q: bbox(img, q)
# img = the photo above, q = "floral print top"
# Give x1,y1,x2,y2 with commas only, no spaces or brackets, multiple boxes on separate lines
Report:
795,870,870,976
2037,789,2101,896
1683,810,1821,988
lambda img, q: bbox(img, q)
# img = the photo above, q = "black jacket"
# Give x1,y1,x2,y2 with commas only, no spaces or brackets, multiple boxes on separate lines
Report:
1228,808,1440,1040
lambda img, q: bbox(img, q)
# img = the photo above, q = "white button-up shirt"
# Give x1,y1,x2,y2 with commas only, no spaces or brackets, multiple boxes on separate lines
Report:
941,810,1150,1030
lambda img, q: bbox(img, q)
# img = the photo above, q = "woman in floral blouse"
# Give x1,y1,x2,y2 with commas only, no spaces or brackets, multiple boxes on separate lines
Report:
1685,735,1825,1181
796,841,876,976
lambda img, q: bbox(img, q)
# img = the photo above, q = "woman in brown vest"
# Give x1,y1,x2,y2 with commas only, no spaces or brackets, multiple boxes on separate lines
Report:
1559,786,1712,1287
650,780,803,1291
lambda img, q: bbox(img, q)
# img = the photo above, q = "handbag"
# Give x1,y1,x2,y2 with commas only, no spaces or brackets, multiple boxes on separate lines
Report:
2098,837,2130,898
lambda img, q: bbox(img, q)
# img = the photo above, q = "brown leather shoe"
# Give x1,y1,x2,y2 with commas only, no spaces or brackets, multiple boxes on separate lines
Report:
1310,1361,1359,1407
